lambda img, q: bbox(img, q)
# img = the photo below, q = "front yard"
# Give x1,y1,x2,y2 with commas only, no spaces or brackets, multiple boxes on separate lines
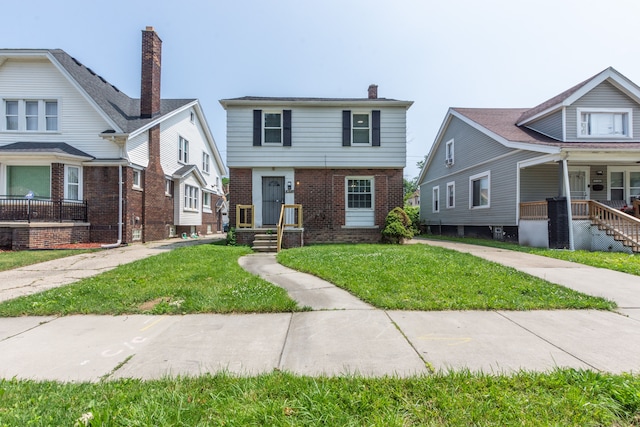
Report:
0,242,613,316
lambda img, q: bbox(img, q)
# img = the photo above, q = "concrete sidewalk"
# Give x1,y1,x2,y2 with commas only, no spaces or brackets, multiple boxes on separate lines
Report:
0,238,639,382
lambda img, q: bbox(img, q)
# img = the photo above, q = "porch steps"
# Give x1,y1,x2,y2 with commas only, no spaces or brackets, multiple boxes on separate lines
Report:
594,222,640,253
252,233,278,253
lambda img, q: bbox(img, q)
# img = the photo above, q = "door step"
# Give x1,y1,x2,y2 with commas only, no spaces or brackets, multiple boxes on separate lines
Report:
252,233,278,252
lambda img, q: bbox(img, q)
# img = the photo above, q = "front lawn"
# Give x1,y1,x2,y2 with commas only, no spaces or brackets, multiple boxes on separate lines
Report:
277,244,614,311
0,243,299,316
1,370,639,426
0,249,98,272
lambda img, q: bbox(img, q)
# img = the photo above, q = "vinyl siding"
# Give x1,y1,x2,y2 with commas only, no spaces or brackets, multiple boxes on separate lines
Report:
520,163,559,202
0,59,120,158
175,174,202,226
226,106,407,168
566,81,640,141
420,116,545,226
525,112,563,140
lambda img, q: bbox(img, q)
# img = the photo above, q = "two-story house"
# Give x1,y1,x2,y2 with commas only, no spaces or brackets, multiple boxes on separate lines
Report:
0,27,226,249
418,67,640,253
220,86,413,247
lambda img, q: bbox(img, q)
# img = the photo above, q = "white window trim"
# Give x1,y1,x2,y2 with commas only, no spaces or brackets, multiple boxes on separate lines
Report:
446,181,455,209
576,108,633,138
608,166,640,201
345,176,374,211
352,112,372,145
2,99,59,132
202,152,210,174
432,185,440,213
178,136,189,164
63,165,83,201
469,171,490,209
263,111,283,144
203,191,212,212
165,178,172,196
445,139,455,166
184,184,199,212
132,169,142,190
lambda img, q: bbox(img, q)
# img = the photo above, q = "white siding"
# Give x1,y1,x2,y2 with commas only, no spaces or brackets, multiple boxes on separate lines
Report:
226,105,407,168
0,58,120,158
174,174,202,226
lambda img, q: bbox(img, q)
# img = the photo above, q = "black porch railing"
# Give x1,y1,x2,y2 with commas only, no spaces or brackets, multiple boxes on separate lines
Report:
0,196,88,223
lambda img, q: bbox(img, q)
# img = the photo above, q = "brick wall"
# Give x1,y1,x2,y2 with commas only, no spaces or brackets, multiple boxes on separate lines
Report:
51,163,64,201
124,167,144,243
229,167,403,244
142,125,174,242
228,168,252,228
85,166,120,243
10,225,90,250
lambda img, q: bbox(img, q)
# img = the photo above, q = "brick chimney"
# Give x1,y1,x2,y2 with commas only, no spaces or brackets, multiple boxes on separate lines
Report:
140,26,162,118
368,84,378,99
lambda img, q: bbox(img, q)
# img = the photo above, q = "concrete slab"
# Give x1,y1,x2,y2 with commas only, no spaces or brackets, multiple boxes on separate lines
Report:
618,308,640,322
388,310,590,374
239,254,373,310
517,267,640,308
113,313,292,379
0,315,179,382
0,316,56,341
501,310,640,374
280,311,429,377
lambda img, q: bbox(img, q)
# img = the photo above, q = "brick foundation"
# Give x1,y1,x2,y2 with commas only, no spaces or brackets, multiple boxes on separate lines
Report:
2,224,90,250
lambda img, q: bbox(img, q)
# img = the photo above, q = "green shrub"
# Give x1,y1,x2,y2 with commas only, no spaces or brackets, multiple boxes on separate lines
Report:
381,207,414,244
226,227,237,246
404,205,420,235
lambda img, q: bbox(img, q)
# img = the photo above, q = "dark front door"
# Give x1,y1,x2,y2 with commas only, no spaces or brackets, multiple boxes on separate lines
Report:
262,177,284,225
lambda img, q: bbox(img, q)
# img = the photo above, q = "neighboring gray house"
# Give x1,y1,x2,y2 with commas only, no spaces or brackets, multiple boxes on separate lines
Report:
418,67,640,253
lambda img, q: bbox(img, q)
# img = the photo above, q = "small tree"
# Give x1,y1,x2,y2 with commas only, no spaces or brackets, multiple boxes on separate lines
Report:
381,207,414,244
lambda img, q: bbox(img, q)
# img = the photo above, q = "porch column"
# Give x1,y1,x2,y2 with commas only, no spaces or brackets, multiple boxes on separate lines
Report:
561,159,575,250
557,160,565,197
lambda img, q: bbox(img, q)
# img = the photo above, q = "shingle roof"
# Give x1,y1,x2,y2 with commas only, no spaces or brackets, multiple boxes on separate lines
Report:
453,107,640,150
49,49,195,133
0,142,94,158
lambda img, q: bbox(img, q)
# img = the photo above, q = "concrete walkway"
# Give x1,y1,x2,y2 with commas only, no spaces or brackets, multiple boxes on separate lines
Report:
0,238,638,382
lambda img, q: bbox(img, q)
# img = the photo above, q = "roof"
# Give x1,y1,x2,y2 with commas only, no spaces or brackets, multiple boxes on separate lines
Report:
220,96,413,109
0,142,94,159
49,49,195,133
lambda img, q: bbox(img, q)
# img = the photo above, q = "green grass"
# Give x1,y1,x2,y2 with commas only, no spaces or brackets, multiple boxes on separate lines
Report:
277,244,614,311
0,249,98,272
0,243,299,316
420,235,640,276
1,370,639,426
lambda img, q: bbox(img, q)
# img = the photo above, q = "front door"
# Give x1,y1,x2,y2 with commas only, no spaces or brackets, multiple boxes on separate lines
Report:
568,167,590,200
262,177,284,225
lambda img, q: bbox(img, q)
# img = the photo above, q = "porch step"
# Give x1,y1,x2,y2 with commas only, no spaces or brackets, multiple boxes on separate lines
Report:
252,233,278,253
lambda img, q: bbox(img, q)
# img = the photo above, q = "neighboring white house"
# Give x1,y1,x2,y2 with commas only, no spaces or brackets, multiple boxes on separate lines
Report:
0,27,226,249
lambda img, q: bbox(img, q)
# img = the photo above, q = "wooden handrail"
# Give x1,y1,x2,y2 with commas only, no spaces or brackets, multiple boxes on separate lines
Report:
519,201,548,220
588,200,640,250
235,204,254,228
276,204,303,252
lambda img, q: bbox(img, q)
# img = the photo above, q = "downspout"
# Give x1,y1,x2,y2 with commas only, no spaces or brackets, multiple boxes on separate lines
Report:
101,164,123,248
562,158,574,251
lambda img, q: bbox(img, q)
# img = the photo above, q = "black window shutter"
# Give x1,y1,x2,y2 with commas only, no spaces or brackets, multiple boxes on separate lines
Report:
342,110,351,146
283,110,292,146
372,110,381,146
253,110,262,146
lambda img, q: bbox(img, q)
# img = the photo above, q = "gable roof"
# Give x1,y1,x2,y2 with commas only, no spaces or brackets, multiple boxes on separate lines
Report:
517,67,640,125
172,164,207,186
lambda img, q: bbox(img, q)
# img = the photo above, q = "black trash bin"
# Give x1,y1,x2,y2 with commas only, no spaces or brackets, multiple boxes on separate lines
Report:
547,197,569,249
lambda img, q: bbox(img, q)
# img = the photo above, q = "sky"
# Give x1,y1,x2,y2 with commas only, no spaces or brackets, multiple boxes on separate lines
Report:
2,0,640,180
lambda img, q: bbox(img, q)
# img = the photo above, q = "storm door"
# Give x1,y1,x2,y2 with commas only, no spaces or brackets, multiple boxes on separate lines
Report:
568,168,589,200
262,177,284,225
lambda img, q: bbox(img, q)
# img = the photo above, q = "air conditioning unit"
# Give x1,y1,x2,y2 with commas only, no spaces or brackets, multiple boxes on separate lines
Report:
445,158,453,167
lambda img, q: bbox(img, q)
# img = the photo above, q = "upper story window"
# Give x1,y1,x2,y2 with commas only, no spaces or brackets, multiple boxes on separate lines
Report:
578,108,632,138
178,136,189,163
352,113,370,144
4,99,58,132
202,152,210,174
264,112,282,143
132,169,142,189
445,139,455,166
